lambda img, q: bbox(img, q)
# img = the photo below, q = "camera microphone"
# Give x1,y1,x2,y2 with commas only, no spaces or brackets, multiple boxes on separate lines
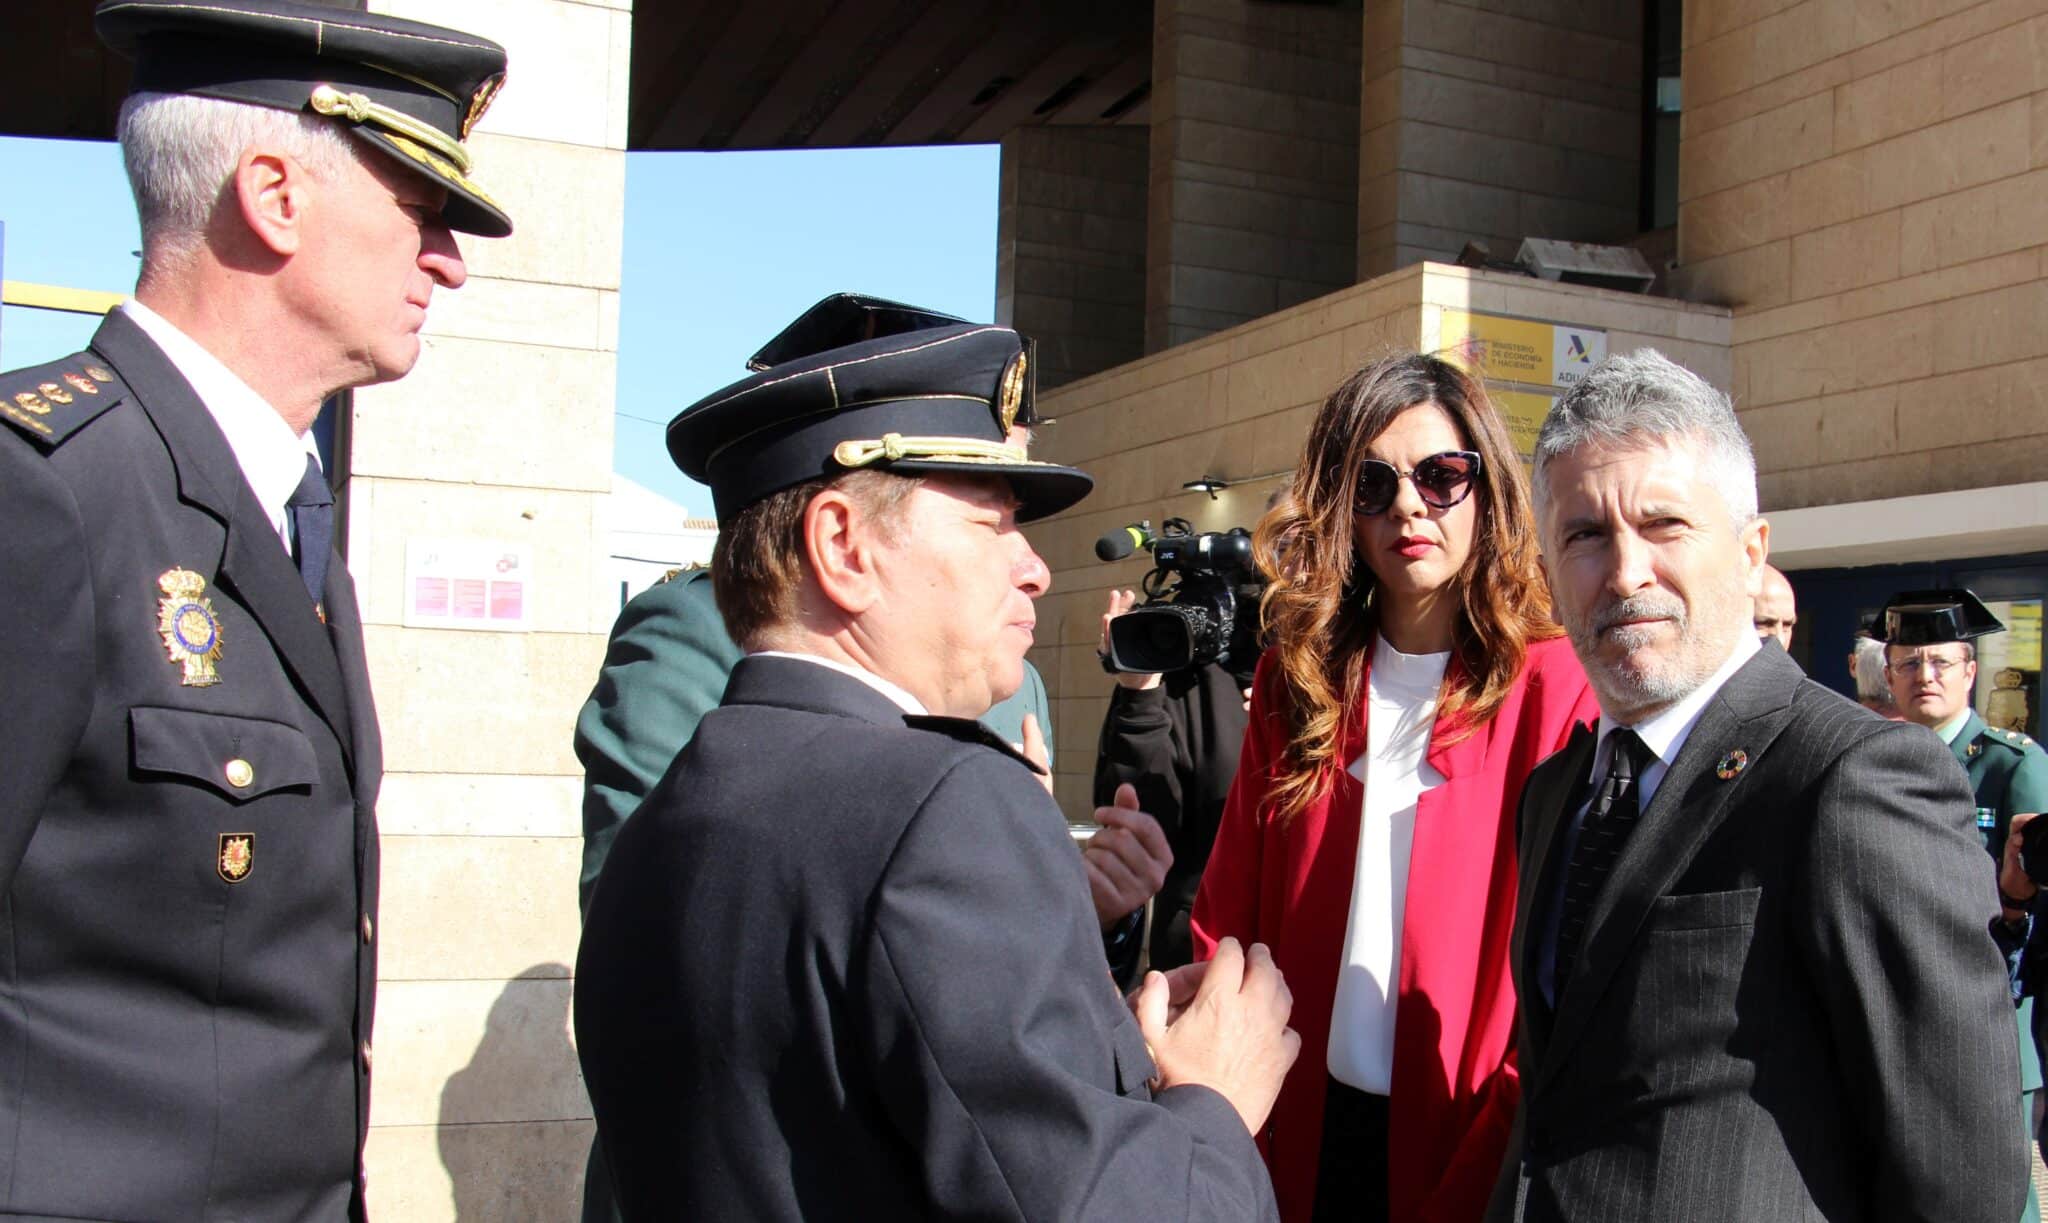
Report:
1094,523,1153,562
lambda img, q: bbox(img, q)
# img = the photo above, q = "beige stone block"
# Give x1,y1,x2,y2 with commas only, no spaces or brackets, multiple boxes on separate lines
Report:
378,835,581,981
370,977,585,1129
1932,277,2048,373
1940,16,2046,120
349,337,614,492
1679,174,1795,262
422,278,615,352
1738,303,1936,407
1686,51,1850,143
1833,54,1942,153
366,1119,592,1223
1688,90,1834,199
1739,397,1823,474
1788,211,1901,301
1895,356,2048,451
1727,295,1842,349
1862,98,2032,214
2036,91,2048,168
1897,168,2048,274
346,478,607,635
1669,240,1792,310
365,625,607,775
377,773,582,838
455,135,626,291
378,0,622,150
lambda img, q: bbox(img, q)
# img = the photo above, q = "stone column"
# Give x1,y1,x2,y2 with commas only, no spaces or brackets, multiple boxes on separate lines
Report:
995,124,1148,390
347,0,629,1216
1145,0,1362,352
1358,0,1642,277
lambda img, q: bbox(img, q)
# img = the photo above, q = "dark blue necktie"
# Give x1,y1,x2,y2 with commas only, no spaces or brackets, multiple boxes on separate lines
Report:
1554,729,1651,990
287,454,333,608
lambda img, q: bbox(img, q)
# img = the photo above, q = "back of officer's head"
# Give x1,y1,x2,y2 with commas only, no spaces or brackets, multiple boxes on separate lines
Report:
712,470,922,651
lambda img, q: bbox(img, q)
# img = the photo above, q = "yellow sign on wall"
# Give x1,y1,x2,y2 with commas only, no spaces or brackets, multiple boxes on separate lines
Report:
1492,389,1555,461
1440,310,1607,389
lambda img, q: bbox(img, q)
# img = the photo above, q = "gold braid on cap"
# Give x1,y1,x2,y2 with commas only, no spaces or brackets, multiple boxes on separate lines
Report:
831,433,1027,469
309,84,473,175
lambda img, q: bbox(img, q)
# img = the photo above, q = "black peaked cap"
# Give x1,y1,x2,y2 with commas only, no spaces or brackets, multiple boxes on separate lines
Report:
1874,588,2005,645
747,294,970,371
97,0,512,236
668,321,1091,526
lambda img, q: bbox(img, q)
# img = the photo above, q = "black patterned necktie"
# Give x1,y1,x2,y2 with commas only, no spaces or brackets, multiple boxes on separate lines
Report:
287,454,333,607
1553,729,1651,991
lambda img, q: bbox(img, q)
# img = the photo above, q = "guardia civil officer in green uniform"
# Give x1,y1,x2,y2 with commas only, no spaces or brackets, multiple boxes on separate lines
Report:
1881,589,2048,1221
0,2,510,1217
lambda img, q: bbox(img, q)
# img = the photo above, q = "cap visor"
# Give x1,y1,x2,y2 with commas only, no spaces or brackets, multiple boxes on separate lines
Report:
884,457,1094,523
353,128,512,237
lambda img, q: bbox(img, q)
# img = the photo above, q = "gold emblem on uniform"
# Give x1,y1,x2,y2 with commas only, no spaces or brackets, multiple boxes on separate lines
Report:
462,71,506,139
85,365,115,383
37,381,72,405
995,349,1028,433
62,372,98,395
218,833,254,883
1715,748,1748,780
157,567,225,687
13,391,49,415
1968,741,1983,758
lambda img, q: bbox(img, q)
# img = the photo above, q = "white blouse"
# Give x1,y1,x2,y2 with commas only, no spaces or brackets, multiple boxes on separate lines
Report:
1326,636,1449,1094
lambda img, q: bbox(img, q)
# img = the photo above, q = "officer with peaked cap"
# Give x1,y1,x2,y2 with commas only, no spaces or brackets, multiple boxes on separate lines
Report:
1879,589,2048,1219
575,314,1296,1221
0,2,510,1216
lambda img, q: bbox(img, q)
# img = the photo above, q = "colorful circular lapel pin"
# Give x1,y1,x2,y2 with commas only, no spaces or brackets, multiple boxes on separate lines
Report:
1715,749,1749,780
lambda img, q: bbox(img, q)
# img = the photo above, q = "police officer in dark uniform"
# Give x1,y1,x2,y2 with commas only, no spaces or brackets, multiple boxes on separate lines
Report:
0,2,510,1217
575,312,1297,1220
1880,589,2048,1220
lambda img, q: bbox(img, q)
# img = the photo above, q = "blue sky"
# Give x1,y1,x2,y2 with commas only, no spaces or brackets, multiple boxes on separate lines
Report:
0,137,1000,520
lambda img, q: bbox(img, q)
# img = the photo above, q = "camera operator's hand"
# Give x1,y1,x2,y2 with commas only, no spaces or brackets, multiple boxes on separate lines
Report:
1099,588,1162,691
1134,937,1299,1134
2001,812,2040,914
1084,783,1172,930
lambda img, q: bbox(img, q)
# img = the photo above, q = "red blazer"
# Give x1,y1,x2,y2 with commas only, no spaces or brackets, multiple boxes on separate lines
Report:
1192,634,1596,1222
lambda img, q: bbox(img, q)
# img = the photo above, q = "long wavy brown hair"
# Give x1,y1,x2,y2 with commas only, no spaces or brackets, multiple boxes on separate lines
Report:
1254,352,1557,823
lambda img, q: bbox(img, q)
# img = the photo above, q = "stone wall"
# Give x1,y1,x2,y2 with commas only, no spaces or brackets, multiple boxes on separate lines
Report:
1145,0,1363,351
1358,0,1643,277
348,0,630,1217
1673,0,2048,512
996,124,1149,388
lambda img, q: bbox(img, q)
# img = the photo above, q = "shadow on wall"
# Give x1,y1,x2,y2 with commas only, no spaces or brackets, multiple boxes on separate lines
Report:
437,963,592,1221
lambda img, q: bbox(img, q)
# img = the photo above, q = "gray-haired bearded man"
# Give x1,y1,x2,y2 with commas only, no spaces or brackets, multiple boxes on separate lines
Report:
1492,349,2025,1222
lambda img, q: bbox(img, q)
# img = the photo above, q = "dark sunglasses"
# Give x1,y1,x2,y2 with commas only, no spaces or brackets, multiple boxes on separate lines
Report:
1354,450,1482,516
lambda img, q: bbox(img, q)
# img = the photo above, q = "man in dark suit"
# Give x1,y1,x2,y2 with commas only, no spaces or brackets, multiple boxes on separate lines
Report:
0,2,510,1216
576,311,1297,1220
1491,349,2026,1222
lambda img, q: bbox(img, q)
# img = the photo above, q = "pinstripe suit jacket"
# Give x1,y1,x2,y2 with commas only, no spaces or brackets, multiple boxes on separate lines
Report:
1492,644,2026,1222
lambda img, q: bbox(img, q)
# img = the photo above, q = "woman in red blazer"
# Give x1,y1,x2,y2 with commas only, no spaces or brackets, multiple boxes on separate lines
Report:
1192,353,1596,1222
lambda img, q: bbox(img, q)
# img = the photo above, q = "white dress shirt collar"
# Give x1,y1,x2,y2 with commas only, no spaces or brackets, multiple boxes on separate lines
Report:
1592,629,1762,810
751,650,929,716
121,300,319,548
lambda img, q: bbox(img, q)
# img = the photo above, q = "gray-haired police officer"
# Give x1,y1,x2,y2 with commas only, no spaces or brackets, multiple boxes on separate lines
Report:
0,2,510,1216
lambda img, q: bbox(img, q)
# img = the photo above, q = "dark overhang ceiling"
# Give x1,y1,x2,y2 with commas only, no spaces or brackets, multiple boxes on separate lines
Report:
630,0,1151,150
0,0,1151,149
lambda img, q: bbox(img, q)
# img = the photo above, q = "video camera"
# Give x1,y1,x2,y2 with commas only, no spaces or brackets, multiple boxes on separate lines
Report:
1096,518,1265,676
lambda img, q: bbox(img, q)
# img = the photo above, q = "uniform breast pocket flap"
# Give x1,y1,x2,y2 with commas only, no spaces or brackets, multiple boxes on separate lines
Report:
1648,886,1762,932
130,706,319,802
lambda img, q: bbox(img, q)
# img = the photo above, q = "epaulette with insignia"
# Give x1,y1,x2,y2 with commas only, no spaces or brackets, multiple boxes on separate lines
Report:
902,713,1046,774
0,352,127,449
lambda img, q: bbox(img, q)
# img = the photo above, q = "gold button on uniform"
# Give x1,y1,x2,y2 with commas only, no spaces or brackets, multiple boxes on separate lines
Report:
360,1041,373,1070
361,914,374,945
224,758,254,789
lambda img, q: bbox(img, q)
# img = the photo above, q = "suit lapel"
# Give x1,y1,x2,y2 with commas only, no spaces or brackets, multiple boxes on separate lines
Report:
1514,720,1596,1038
92,312,356,768
1534,647,1801,1093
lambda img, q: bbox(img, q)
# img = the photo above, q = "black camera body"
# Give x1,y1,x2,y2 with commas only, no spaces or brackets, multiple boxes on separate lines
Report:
1103,519,1265,676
